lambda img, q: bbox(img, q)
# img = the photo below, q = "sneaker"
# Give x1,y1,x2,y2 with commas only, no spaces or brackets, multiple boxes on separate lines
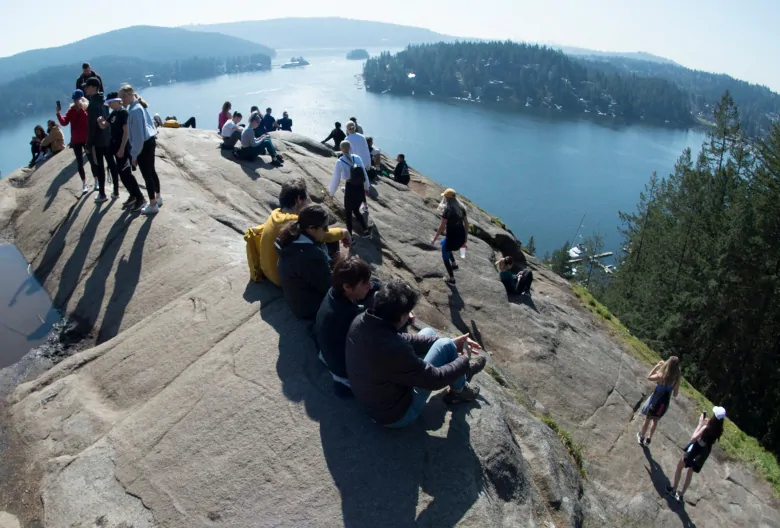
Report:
111,192,120,200
444,382,480,404
132,200,147,212
82,183,89,195
275,154,284,164
637,432,644,446
140,203,159,215
665,486,675,498
674,492,684,503
467,356,487,380
156,195,163,207
121,197,135,209
451,262,459,271
94,195,108,203
444,276,456,285
644,437,652,447
93,179,99,192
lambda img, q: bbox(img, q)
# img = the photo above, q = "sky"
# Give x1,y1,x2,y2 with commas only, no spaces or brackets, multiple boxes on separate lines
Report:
1,0,778,91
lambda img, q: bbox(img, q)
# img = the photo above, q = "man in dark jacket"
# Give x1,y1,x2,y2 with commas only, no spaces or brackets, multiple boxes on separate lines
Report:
84,77,111,202
345,279,486,428
262,108,277,133
278,111,293,132
315,257,377,392
393,153,410,185
76,62,103,93
321,122,346,150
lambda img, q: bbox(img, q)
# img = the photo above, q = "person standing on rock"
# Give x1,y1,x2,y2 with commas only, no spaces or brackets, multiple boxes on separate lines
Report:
84,77,111,203
57,90,90,194
349,117,364,134
321,121,346,150
345,279,486,428
275,204,336,319
666,406,726,503
119,84,162,216
431,188,468,284
329,139,370,237
76,62,103,93
344,121,371,170
99,92,146,211
244,178,351,285
218,101,232,131
637,356,681,447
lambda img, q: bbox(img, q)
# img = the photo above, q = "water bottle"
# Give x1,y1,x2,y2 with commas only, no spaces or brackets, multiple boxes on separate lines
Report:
459,245,466,259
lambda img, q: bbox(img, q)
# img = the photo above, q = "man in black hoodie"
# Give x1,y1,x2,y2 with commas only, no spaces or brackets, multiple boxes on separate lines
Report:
76,62,103,93
84,77,111,202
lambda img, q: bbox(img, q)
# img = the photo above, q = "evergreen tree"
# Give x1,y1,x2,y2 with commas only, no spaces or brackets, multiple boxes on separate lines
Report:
526,236,536,256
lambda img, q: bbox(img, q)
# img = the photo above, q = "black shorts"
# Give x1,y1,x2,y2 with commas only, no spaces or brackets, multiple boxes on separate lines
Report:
683,441,712,473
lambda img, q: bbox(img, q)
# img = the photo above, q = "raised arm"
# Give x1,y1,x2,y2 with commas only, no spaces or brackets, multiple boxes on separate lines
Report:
57,109,70,127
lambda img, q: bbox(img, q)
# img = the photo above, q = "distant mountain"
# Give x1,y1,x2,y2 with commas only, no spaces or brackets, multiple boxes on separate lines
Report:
185,17,464,49
556,46,679,65
0,26,275,84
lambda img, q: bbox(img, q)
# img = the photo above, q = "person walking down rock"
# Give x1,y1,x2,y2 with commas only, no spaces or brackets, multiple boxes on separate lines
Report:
120,84,162,215
275,204,336,319
57,90,89,194
315,257,378,394
431,188,468,284
84,77,111,203
234,114,284,165
349,116,364,134
321,121,346,150
345,279,487,428
244,178,351,286
99,91,146,211
218,101,232,131
220,112,245,149
393,153,410,185
28,125,47,167
496,256,533,296
76,62,103,93
666,406,726,503
344,121,371,170
329,140,370,237
278,111,293,132
637,356,681,447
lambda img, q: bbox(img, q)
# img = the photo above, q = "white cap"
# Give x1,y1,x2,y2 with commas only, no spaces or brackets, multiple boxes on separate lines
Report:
712,406,726,420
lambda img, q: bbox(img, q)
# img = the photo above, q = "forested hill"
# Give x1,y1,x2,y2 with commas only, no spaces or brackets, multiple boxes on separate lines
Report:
578,56,780,137
363,42,694,126
0,54,271,124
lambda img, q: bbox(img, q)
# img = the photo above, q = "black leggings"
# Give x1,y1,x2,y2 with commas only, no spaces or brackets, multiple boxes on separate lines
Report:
182,117,196,128
137,137,161,201
88,145,107,198
71,143,86,181
105,149,143,201
344,184,367,235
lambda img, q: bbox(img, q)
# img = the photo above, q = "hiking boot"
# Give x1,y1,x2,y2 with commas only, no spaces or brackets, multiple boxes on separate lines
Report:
132,200,147,212
140,203,159,215
94,194,108,203
444,382,480,404
121,197,136,209
467,356,487,380
644,437,652,447
637,432,644,446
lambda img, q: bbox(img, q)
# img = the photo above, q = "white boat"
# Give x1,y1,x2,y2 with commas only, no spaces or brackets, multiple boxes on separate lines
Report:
281,57,310,69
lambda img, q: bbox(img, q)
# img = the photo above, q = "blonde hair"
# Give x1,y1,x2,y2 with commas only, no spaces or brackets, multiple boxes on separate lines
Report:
346,121,356,133
437,195,466,218
496,257,513,271
70,97,89,111
119,84,148,109
659,356,681,386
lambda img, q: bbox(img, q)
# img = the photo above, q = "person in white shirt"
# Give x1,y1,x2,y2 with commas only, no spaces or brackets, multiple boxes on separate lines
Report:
329,139,370,237
220,112,244,149
345,121,371,171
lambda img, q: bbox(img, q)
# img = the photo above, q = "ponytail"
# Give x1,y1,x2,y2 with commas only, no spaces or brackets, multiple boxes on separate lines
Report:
119,84,148,108
136,95,149,109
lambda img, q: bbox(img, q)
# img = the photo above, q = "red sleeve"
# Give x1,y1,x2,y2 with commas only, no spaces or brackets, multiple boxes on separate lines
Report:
57,108,71,126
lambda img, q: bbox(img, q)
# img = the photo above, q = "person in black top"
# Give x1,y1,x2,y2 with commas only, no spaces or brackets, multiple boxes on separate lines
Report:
278,111,293,132
431,188,469,284
261,107,277,133
321,121,346,150
99,92,145,211
29,125,47,167
393,153,410,185
84,77,111,202
76,62,103,93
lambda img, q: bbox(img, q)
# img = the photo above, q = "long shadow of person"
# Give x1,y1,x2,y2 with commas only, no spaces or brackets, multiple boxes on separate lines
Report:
43,158,81,212
445,283,470,334
261,300,483,527
642,447,697,528
33,195,88,287
219,148,275,181
508,293,539,313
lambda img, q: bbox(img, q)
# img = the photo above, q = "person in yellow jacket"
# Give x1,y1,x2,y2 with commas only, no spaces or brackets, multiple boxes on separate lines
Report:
246,178,352,285
40,120,66,154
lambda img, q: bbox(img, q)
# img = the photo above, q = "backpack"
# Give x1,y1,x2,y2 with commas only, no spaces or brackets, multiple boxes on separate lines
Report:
341,156,365,187
244,224,266,282
516,269,534,295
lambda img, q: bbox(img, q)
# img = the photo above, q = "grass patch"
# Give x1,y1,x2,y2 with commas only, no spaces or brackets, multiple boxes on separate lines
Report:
487,366,508,387
541,416,586,479
571,283,780,495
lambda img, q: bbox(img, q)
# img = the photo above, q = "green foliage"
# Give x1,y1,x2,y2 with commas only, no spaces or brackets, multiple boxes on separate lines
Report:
545,240,573,279
526,235,536,256
486,366,508,387
346,49,370,60
540,416,586,479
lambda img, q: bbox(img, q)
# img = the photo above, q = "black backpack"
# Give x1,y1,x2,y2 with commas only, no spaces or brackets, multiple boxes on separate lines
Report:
341,156,365,187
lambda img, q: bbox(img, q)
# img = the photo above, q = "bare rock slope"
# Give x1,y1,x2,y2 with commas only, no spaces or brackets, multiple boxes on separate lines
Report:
0,129,777,527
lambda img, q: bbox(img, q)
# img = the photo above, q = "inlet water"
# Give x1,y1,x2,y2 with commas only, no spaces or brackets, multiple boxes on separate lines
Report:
0,244,59,368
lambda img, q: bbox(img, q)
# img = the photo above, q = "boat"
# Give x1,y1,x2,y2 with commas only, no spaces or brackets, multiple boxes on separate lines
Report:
281,57,310,69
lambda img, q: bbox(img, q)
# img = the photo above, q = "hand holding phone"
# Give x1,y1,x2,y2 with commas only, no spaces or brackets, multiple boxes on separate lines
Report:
56,100,61,112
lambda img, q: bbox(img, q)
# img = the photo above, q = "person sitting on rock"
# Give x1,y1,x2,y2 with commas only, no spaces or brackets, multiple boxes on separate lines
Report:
346,279,486,428
278,111,293,132
431,188,468,285
365,136,381,180
218,101,232,131
315,256,378,394
322,121,346,150
344,121,371,171
234,114,284,165
39,120,66,158
262,107,277,133
393,153,410,185
637,356,681,447
220,112,244,149
275,204,336,319
246,178,351,286
666,406,725,503
496,256,533,296
29,125,48,167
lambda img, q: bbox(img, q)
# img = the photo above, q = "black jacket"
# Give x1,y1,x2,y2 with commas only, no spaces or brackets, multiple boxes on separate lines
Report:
275,233,332,319
76,71,103,92
323,127,346,147
315,288,365,378
345,312,469,424
86,92,111,149
393,160,410,184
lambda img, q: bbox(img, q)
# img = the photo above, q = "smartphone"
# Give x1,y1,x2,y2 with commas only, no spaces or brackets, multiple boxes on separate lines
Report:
56,100,61,111
701,411,707,419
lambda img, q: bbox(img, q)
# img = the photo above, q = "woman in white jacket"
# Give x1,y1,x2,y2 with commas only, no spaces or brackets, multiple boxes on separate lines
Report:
329,140,370,237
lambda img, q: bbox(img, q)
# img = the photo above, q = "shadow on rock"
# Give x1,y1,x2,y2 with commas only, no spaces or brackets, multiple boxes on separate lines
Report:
33,196,88,287
261,299,484,527
43,157,80,212
509,292,538,313
219,148,275,181
643,447,697,528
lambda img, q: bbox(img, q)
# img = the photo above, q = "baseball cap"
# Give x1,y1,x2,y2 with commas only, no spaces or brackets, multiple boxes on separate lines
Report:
712,406,726,420
104,92,121,105
441,188,457,198
71,89,84,100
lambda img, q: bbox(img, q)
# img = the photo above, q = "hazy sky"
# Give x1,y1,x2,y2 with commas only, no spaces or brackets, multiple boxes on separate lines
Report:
1,0,778,91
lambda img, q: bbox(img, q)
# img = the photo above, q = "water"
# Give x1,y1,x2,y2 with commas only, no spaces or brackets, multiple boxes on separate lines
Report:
0,245,59,368
0,48,705,256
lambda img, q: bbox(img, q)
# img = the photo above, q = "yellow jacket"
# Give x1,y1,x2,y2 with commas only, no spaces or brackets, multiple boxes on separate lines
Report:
245,209,345,285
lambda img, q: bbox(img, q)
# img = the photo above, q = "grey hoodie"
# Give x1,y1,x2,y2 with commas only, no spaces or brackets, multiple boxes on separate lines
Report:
127,100,158,161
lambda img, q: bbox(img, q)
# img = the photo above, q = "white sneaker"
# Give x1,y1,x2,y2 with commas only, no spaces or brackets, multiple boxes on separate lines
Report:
141,203,159,215
82,183,89,195
92,179,100,192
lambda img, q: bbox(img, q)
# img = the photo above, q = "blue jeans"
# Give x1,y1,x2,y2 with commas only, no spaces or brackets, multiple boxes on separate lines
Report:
385,328,466,428
440,239,454,262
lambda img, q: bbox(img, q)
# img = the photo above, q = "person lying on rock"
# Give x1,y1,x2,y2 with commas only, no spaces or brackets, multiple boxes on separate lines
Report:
345,279,487,428
315,257,380,395
431,188,468,285
220,112,245,149
245,178,351,285
321,121,346,150
637,356,681,447
234,114,284,165
275,204,337,319
666,406,725,504
495,256,534,296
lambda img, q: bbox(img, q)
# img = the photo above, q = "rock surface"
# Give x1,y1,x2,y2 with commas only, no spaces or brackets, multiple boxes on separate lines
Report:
0,128,777,527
